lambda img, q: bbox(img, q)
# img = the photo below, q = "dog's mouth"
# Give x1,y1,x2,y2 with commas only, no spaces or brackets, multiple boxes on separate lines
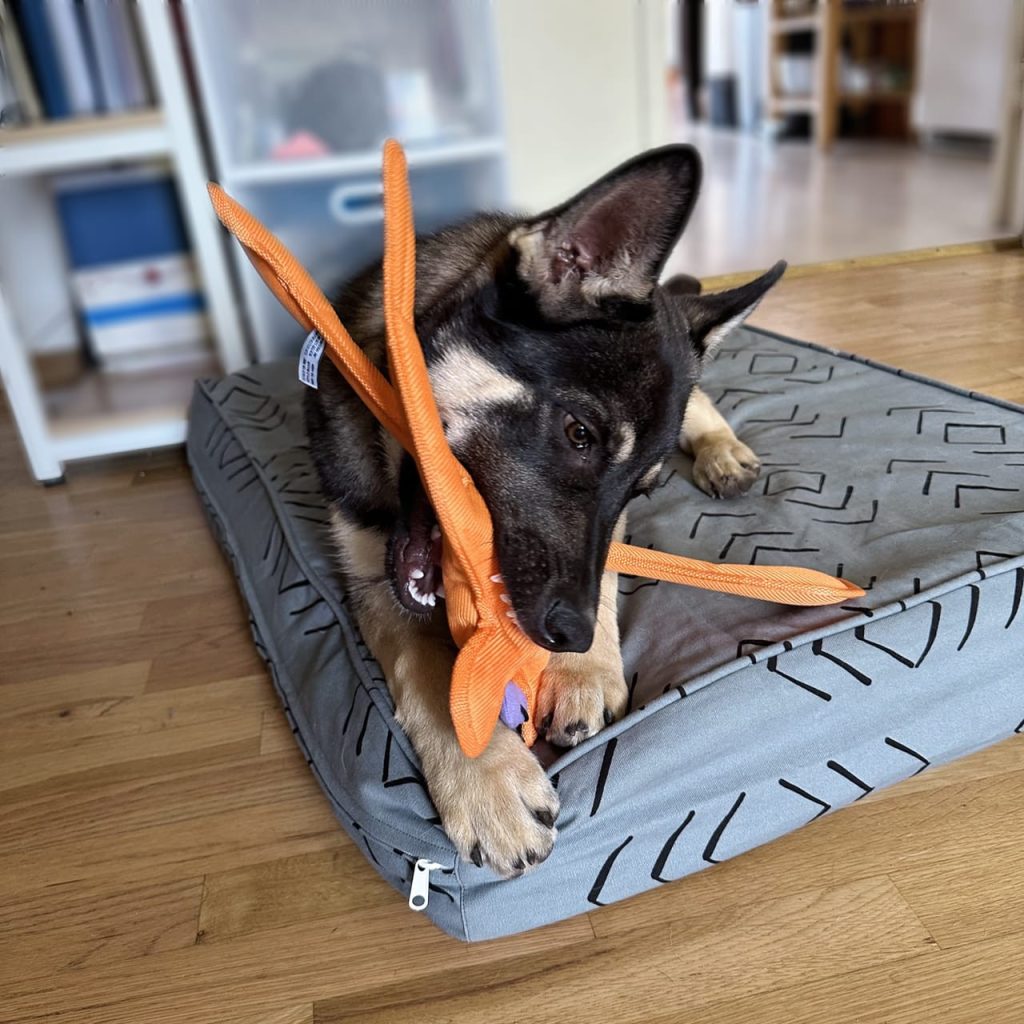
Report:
387,478,444,617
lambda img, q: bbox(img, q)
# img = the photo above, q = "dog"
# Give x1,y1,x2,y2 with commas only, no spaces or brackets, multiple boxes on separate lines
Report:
305,145,785,877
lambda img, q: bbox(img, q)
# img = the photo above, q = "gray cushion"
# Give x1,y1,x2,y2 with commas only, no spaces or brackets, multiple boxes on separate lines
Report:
186,326,1024,941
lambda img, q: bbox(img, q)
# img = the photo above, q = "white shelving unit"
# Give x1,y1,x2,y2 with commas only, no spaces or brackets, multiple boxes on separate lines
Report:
181,0,509,361
0,0,248,483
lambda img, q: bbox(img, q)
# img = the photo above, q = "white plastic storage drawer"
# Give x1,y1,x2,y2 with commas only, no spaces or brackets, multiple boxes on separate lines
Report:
234,157,506,360
187,0,502,173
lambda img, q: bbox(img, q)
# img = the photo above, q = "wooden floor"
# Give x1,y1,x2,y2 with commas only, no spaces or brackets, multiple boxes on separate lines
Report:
1,250,1023,1023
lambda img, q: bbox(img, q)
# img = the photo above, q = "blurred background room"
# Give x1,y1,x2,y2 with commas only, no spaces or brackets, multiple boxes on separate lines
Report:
1,0,1023,484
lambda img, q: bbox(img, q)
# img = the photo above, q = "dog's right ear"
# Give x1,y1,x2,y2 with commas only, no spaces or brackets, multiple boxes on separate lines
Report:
675,261,788,362
508,145,702,322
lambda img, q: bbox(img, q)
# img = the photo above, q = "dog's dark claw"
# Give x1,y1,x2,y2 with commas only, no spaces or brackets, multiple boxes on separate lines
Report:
540,712,553,731
512,856,524,871
525,849,538,865
603,707,615,726
565,719,588,737
469,842,483,867
533,807,556,828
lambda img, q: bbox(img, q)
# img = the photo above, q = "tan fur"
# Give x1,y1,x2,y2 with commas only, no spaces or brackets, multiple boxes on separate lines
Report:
680,387,761,499
537,514,628,746
612,422,636,465
329,512,386,583
429,339,531,445
353,582,559,876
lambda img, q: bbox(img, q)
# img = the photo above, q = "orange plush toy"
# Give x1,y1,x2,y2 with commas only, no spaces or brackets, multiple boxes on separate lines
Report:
208,140,864,759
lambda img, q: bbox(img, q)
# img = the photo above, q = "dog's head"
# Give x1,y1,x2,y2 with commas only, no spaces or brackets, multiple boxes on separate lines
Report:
426,146,784,653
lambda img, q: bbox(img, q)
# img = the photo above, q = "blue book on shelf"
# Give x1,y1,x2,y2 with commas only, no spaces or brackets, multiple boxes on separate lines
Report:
12,0,69,118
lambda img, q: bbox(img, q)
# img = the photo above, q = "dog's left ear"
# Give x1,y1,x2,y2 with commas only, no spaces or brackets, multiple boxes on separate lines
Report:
676,261,787,361
508,145,702,322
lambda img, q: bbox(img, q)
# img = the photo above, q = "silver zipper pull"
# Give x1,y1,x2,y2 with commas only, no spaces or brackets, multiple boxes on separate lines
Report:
408,858,445,911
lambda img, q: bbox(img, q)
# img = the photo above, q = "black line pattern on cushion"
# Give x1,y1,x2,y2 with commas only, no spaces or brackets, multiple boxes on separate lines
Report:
382,731,427,790
1007,569,1023,629
590,738,618,817
748,404,817,426
787,486,852,510
944,423,1005,445
854,624,914,667
791,416,847,440
762,470,826,497
688,511,756,539
957,586,980,651
767,656,832,701
778,778,831,821
811,639,871,685
887,458,943,474
921,469,987,495
341,689,360,735
749,545,820,565
750,352,798,375
719,530,793,559
651,811,697,883
813,500,878,526
826,760,873,800
355,702,373,757
587,836,634,907
703,792,746,864
738,638,775,662
884,736,930,776
785,365,836,385
918,408,974,435
915,602,942,666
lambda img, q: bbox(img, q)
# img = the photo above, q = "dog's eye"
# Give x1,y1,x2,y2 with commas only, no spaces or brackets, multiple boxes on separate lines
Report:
563,415,592,450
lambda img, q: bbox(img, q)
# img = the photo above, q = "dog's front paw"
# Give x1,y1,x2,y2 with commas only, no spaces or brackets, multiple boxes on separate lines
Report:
693,437,761,499
538,658,628,748
431,727,559,878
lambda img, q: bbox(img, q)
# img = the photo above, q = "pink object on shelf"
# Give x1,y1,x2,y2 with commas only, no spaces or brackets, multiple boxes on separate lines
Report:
270,131,332,160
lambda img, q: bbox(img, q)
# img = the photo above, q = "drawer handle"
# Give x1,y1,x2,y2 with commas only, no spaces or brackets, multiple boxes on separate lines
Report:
328,181,385,225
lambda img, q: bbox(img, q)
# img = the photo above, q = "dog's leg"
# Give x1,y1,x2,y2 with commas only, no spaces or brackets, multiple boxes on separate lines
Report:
537,515,629,748
680,386,761,499
354,583,559,877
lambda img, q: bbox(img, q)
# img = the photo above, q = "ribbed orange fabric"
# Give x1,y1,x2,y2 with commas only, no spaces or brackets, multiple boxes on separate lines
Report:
208,140,864,759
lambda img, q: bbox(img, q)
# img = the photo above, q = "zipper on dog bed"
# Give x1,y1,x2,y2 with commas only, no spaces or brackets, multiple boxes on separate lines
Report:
408,858,446,911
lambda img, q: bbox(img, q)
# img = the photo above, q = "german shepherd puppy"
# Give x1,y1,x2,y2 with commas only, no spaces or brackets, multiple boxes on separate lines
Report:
306,145,785,877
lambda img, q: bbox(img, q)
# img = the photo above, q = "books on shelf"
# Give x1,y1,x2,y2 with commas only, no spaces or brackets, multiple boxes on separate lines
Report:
3,0,150,123
55,169,211,372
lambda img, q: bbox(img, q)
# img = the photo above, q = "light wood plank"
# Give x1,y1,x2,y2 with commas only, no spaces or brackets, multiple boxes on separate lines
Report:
197,847,399,943
313,878,933,1024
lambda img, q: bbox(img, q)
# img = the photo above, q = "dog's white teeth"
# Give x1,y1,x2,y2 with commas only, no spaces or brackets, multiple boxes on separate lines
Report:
436,583,446,599
409,580,428,605
431,525,441,541
427,593,436,607
410,569,425,580
506,610,518,622
499,593,511,604
490,573,503,583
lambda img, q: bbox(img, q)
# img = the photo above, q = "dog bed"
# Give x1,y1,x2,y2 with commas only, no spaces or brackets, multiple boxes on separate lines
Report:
186,325,1024,941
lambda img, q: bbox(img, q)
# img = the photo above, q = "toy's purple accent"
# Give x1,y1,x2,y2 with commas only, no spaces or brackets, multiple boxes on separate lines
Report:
499,681,529,732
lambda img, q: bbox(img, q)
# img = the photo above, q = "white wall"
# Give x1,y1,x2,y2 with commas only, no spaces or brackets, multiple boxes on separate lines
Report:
494,0,671,212
914,0,1016,137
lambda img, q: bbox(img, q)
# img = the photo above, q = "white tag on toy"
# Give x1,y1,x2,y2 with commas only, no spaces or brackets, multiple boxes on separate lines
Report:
298,330,325,389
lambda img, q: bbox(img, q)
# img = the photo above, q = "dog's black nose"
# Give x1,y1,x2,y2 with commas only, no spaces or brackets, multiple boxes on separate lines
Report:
539,598,595,653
